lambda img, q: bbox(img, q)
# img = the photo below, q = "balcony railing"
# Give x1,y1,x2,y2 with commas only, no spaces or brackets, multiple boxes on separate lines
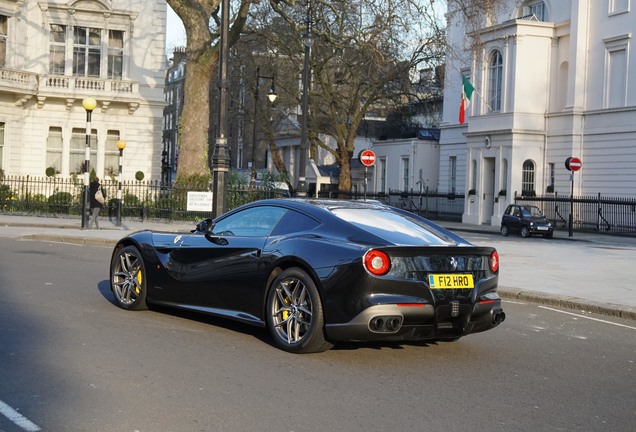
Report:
40,75,138,96
0,67,140,108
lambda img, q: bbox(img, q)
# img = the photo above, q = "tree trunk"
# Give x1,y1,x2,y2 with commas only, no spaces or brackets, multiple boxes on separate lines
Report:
336,140,354,198
177,49,217,183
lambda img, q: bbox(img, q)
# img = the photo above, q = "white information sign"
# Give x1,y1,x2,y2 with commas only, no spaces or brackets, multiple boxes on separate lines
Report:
186,191,213,212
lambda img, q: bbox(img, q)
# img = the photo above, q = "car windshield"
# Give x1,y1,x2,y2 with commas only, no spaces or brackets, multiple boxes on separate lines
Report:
521,206,544,217
330,208,457,246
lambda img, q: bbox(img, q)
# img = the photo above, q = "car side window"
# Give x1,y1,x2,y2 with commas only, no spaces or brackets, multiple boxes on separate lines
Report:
270,209,320,236
211,206,288,237
513,207,521,217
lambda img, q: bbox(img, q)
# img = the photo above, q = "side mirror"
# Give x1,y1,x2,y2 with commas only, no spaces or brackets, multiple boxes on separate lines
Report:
193,218,213,233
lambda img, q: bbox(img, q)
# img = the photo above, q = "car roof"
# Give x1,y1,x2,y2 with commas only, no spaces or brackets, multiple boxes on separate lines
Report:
232,198,469,246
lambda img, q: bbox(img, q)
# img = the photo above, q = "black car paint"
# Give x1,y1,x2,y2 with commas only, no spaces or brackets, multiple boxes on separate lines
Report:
111,199,503,344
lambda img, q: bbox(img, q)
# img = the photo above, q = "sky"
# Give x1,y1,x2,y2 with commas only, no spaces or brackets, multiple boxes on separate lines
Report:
166,5,186,54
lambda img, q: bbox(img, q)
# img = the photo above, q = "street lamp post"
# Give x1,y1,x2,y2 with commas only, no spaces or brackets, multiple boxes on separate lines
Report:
81,96,97,229
251,66,277,185
212,0,230,218
116,139,126,227
297,1,314,197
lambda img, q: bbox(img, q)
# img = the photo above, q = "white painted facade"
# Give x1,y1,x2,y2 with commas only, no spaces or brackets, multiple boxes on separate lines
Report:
440,0,636,226
371,138,440,196
0,0,167,181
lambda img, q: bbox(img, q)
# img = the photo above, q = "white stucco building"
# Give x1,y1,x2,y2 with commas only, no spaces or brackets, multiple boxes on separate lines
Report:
440,0,636,226
0,0,167,180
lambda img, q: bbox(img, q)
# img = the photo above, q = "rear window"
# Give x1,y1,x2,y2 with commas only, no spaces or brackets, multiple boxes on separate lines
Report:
330,208,456,246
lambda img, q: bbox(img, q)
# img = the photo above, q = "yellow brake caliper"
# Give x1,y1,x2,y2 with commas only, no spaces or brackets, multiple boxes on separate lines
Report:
135,270,142,294
282,291,290,320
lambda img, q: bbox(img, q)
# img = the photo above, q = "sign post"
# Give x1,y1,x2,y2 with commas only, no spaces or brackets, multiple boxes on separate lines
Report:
358,150,376,201
565,157,582,237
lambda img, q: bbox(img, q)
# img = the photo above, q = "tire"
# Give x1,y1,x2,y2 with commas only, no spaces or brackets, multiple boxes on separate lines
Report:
500,225,509,236
545,232,553,239
521,226,530,238
266,268,333,353
110,245,148,310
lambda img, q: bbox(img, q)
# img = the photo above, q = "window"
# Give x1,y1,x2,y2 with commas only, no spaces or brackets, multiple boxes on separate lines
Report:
521,1,547,21
522,160,535,195
488,50,503,112
401,157,409,191
49,24,66,75
104,130,121,176
70,128,97,174
330,208,454,246
107,30,124,79
212,206,288,237
46,127,63,174
378,158,387,193
609,0,629,15
0,15,7,67
449,156,457,194
271,210,320,236
606,45,628,108
471,159,477,192
547,163,555,190
73,27,101,77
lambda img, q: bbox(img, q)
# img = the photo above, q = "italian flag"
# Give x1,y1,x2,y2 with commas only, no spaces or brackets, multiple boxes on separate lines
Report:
459,74,474,124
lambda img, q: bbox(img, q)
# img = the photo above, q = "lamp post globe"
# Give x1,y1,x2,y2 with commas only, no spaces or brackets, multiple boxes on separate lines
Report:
82,96,97,112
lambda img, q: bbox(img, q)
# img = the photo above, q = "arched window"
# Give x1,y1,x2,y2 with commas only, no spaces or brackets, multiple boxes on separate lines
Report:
489,50,503,112
522,160,535,195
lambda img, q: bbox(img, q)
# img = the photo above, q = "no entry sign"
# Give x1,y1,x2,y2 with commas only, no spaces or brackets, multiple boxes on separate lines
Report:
359,149,376,167
565,157,582,172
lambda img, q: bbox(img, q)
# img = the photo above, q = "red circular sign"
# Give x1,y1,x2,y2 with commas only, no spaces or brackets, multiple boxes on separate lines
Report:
359,149,376,167
565,157,582,172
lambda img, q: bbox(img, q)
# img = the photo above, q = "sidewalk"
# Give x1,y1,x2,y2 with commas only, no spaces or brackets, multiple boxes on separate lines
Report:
1,213,635,320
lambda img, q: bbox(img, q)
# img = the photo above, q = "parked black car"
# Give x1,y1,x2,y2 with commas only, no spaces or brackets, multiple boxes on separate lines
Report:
110,198,505,353
501,204,553,238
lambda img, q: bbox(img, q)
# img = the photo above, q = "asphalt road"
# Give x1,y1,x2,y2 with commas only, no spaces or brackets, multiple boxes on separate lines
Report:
0,238,634,432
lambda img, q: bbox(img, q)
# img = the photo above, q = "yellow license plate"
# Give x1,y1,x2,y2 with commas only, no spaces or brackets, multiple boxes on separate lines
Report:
428,274,474,289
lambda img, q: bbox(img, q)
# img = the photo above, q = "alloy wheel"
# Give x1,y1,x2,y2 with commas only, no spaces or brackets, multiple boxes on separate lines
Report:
111,247,147,310
271,276,313,345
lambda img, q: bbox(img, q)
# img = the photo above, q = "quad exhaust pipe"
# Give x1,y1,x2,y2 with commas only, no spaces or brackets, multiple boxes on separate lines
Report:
492,311,506,325
370,316,402,333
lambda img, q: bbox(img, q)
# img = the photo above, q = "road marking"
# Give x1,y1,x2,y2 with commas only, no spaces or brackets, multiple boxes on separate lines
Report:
0,400,41,431
503,300,527,305
539,306,636,330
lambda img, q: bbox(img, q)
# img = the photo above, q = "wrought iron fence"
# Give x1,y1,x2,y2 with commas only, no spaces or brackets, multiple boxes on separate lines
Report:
317,189,465,222
0,175,287,223
5,175,633,234
514,192,636,235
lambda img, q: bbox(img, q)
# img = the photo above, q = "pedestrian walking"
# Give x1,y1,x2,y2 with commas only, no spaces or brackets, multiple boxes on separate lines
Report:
88,177,106,229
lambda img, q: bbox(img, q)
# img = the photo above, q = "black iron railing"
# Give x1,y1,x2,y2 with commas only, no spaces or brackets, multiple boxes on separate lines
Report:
0,175,286,223
2,175,634,234
514,192,636,235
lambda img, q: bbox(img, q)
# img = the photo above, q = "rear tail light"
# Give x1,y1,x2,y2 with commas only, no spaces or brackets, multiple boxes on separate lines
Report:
364,249,391,276
490,250,499,273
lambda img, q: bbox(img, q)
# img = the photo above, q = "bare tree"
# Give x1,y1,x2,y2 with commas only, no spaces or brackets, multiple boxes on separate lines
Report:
267,0,446,195
166,0,253,185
